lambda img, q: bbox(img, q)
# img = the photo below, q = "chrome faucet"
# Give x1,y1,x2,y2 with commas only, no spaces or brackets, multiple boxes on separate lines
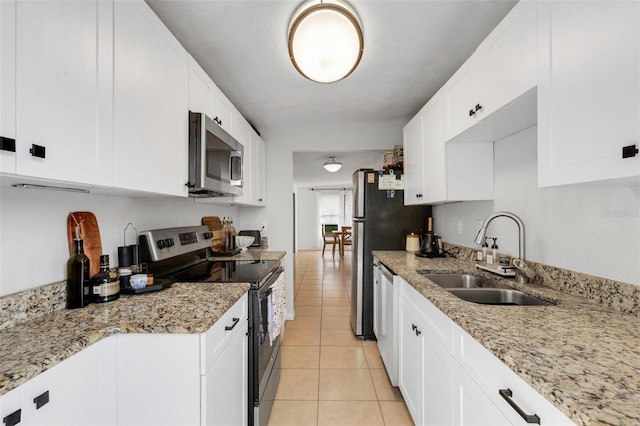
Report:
475,211,530,282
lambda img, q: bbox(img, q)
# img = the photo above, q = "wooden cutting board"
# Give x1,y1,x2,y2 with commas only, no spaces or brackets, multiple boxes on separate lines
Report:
67,212,102,278
202,216,223,252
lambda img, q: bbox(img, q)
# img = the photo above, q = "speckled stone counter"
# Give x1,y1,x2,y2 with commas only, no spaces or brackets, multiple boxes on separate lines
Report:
0,282,250,396
208,249,285,262
373,251,640,426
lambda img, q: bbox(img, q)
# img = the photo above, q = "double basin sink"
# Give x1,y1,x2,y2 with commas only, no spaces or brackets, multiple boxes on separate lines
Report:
419,273,555,306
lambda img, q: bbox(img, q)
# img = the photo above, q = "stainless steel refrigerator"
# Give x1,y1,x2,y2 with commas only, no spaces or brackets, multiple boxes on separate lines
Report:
350,169,432,339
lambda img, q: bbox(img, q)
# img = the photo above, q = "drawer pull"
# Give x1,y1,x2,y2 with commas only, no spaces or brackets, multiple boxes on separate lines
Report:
225,317,240,331
34,390,50,409
499,388,540,424
0,137,16,152
29,144,46,158
3,409,21,426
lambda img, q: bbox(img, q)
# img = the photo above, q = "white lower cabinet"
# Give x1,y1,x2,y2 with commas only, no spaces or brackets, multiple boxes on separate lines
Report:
453,362,509,426
1,295,248,426
397,279,574,425
0,338,116,426
118,293,248,426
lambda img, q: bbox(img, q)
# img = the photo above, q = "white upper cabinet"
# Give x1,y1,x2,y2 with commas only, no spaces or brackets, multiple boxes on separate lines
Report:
403,108,425,205
537,0,640,186
5,0,114,185
188,56,234,137
113,0,189,197
443,55,485,141
443,0,537,144
404,89,494,205
0,0,17,174
254,133,266,205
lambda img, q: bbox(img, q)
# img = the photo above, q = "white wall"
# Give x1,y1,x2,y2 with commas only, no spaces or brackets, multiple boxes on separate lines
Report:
434,125,640,286
294,187,318,251
0,187,238,296
261,118,407,319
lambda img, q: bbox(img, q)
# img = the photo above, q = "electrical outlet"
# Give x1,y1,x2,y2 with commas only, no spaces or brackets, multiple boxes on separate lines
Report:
261,220,268,233
456,220,463,235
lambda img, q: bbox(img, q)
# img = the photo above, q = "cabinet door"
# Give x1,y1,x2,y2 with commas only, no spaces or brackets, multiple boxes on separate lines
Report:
372,263,381,338
21,338,116,426
0,0,17,174
113,0,188,196
421,90,447,203
423,328,453,426
443,55,484,141
211,85,233,136
453,363,510,426
538,1,640,186
14,0,113,185
398,298,424,424
188,55,216,117
202,320,248,426
403,113,425,205
481,0,536,117
0,387,21,426
117,334,200,426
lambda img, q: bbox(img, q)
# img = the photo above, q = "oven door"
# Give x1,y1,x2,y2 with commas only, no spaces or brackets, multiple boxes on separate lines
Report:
257,276,282,400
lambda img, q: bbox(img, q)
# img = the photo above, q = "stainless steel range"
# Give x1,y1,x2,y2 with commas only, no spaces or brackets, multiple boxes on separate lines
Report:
138,225,283,426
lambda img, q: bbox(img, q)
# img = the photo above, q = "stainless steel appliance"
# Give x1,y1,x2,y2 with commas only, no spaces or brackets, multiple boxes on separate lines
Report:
188,111,243,197
138,226,283,426
351,170,431,339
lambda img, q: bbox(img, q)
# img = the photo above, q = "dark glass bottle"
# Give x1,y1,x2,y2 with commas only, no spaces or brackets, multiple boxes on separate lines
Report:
91,254,120,303
66,236,91,309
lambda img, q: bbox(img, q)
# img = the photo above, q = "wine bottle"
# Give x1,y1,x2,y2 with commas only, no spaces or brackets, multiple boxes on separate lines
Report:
66,226,91,309
91,254,120,303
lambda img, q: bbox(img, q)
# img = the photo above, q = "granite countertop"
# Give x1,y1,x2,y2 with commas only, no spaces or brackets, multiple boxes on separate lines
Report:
0,282,250,396
373,251,640,426
208,249,285,262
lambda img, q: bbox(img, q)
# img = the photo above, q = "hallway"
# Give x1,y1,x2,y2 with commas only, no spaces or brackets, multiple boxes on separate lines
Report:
267,251,413,426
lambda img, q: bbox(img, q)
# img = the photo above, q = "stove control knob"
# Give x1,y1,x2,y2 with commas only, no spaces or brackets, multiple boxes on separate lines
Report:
163,238,173,248
168,238,175,247
203,232,213,240
157,240,166,249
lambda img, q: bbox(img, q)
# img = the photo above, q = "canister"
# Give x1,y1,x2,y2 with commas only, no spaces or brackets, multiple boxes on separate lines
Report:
406,233,420,252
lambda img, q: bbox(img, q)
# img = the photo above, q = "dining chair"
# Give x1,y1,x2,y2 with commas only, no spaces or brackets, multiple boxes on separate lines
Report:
322,224,339,256
340,226,352,257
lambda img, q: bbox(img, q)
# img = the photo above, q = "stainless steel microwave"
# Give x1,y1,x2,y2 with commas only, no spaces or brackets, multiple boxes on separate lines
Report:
188,111,243,197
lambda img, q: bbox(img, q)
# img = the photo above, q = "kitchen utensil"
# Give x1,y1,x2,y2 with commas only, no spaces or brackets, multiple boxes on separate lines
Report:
239,230,262,246
130,274,147,289
236,236,255,251
67,212,102,277
202,216,224,252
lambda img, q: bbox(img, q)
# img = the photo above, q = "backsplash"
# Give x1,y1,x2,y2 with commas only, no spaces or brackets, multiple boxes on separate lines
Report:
0,281,66,330
446,242,640,317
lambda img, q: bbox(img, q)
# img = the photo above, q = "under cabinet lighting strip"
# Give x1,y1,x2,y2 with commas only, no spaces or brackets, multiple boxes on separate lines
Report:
11,183,90,194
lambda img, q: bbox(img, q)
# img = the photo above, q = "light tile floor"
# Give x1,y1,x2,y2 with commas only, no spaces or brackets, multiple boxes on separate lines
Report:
268,250,413,426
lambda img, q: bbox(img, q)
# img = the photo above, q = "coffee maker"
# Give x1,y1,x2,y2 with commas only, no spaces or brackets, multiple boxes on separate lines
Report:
416,217,441,258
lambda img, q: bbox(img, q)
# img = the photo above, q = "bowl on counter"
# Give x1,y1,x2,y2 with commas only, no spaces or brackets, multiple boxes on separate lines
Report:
130,274,147,289
236,236,255,252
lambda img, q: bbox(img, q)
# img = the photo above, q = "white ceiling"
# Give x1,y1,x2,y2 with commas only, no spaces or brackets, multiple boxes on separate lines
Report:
146,0,517,186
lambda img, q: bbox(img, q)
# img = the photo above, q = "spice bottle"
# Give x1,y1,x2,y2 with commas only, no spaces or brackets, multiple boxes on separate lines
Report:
91,255,120,303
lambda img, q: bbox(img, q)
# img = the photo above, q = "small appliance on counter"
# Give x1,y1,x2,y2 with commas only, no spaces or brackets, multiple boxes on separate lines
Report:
415,217,443,258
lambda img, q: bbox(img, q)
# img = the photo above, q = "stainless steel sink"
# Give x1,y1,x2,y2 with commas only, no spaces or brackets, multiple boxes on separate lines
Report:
420,273,508,289
448,289,556,306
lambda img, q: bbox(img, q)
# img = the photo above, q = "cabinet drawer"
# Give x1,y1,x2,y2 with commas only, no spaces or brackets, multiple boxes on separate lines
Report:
400,280,454,354
453,324,573,425
201,293,248,374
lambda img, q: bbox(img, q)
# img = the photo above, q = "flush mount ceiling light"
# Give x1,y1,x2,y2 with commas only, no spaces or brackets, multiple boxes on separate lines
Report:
288,0,364,83
323,156,342,172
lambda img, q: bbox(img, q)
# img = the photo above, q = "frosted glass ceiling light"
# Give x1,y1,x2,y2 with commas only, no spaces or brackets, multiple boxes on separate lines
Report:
288,0,364,83
323,156,342,172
